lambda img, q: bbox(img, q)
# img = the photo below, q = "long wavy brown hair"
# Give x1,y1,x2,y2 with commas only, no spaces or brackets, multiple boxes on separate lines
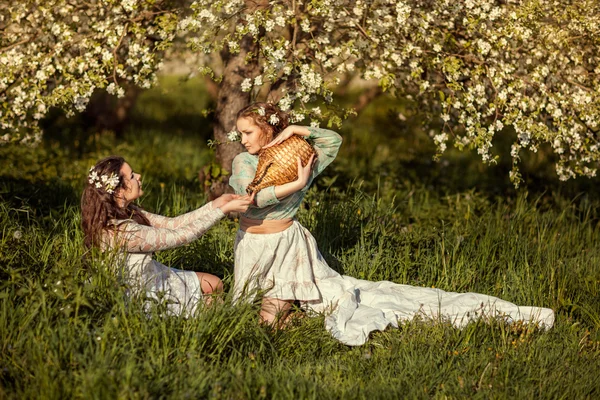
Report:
236,102,290,142
81,155,150,249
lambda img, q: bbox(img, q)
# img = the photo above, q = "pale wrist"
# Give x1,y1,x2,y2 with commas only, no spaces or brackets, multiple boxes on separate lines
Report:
293,179,306,191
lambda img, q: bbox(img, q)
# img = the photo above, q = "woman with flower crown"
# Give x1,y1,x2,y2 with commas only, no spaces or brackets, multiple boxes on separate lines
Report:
229,102,554,346
81,155,252,315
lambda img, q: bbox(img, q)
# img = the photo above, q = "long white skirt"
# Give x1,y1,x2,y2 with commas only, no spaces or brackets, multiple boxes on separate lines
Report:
233,221,555,346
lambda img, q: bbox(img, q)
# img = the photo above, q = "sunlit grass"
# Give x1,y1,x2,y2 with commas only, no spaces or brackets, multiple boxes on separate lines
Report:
2,77,600,398
2,177,600,398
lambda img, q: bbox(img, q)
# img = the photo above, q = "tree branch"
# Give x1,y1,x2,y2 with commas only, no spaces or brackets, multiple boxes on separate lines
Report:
0,36,36,53
112,22,129,84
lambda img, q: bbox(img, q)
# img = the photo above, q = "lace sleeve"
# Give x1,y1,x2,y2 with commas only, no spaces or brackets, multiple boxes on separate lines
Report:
307,127,343,178
116,207,225,253
140,202,216,229
230,153,280,208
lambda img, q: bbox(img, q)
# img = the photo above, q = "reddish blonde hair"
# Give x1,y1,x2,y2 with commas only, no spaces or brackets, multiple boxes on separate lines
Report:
236,102,290,141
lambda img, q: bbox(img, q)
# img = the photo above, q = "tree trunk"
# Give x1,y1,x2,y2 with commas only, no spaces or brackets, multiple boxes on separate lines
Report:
84,85,140,138
352,85,383,116
205,34,260,199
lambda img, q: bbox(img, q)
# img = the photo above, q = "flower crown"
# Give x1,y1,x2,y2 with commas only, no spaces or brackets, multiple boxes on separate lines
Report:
88,167,120,194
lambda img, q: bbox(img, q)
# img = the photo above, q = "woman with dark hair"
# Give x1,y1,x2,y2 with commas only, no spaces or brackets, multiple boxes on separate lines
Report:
229,102,554,346
82,155,252,315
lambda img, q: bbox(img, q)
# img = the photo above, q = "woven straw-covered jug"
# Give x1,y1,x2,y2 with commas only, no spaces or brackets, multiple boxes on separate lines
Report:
246,135,316,194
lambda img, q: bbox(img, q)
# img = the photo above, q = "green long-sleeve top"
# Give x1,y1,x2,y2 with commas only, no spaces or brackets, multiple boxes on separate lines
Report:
229,127,342,220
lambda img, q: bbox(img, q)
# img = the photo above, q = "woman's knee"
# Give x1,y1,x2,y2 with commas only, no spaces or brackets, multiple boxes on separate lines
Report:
196,272,223,294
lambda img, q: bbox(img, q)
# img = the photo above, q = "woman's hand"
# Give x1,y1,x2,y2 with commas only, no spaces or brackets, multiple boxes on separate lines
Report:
263,125,310,149
212,193,238,210
295,153,316,189
218,194,254,214
273,154,316,200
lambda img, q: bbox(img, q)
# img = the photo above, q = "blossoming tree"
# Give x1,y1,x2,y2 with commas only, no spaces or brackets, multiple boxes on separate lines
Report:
2,0,599,191
182,0,600,188
0,0,178,143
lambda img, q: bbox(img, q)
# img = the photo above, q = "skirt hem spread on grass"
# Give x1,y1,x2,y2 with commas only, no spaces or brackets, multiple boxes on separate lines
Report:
233,221,554,346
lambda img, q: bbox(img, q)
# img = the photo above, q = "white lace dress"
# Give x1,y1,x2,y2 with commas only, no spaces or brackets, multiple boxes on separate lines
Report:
230,128,555,346
107,202,225,316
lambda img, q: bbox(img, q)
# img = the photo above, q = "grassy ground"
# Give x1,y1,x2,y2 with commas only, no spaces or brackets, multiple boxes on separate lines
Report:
1,79,600,398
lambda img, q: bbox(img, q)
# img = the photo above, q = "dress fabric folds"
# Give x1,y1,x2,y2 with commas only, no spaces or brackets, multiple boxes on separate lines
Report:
107,203,226,316
123,253,203,317
230,126,554,345
234,221,555,346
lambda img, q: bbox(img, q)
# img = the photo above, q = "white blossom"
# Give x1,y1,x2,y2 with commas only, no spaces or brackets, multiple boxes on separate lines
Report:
268,114,279,125
227,130,240,141
3,0,599,186
300,19,310,32
278,95,292,111
241,78,252,92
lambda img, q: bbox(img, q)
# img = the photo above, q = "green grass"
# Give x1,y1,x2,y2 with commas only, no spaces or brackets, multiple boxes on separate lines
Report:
2,180,600,398
1,80,600,398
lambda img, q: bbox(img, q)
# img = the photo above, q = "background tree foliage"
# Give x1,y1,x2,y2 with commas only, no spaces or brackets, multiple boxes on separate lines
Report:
2,0,599,187
0,0,179,142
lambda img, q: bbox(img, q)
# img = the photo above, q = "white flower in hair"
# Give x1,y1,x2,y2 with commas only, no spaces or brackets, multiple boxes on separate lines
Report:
257,107,266,116
88,170,98,184
88,167,120,194
104,173,120,194
268,114,279,125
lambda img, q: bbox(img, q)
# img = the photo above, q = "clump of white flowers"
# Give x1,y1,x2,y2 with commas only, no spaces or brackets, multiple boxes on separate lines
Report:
1,0,177,145
3,0,599,186
179,0,599,185
268,114,280,125
226,130,240,142
88,167,120,194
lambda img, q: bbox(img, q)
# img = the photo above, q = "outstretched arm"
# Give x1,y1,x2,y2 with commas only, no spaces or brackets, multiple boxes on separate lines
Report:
140,194,241,229
116,196,252,252
116,207,226,253
140,202,216,229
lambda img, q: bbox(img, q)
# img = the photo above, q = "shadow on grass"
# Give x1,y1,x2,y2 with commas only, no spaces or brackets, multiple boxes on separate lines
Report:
328,92,600,210
1,178,79,221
